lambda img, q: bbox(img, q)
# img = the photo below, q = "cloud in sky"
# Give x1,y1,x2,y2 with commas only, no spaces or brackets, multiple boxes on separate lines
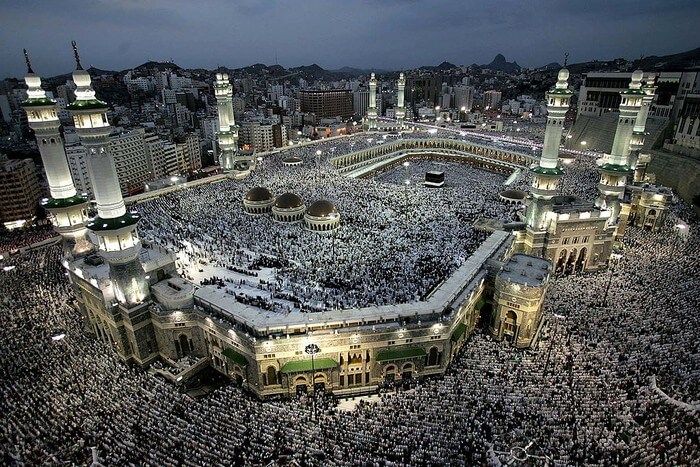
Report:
1,0,698,78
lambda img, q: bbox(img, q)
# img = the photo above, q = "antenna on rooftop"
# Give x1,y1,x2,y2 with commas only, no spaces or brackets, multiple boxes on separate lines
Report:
563,52,569,68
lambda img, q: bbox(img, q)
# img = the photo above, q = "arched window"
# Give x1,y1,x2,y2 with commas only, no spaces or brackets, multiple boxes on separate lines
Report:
266,366,277,386
427,347,439,366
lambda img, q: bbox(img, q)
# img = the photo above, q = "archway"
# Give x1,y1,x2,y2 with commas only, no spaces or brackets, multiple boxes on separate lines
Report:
645,209,657,230
575,247,587,273
427,346,439,366
565,248,578,275
178,334,190,356
266,366,278,386
503,310,517,342
555,249,567,275
294,375,308,395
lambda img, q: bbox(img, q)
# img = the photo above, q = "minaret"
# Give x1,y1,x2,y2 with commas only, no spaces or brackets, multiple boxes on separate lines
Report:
629,72,656,182
214,72,238,171
21,50,92,257
595,69,645,225
67,41,148,306
526,57,573,232
367,73,378,130
396,72,406,130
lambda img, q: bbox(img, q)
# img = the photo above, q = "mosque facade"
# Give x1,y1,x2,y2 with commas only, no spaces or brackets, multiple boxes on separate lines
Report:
22,46,573,400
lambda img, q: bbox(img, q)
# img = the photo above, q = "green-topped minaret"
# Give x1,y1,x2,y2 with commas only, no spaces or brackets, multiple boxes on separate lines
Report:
595,69,645,226
526,55,573,232
21,49,92,257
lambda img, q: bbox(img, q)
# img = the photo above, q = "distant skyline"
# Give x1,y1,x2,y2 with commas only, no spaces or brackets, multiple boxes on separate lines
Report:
1,0,699,79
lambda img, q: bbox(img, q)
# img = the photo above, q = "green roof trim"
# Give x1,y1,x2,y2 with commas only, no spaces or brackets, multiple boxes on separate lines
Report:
600,163,631,173
451,323,468,342
22,97,56,107
280,357,337,373
375,347,427,362
67,99,109,110
475,296,487,311
222,348,248,367
86,212,140,232
42,194,88,209
531,165,564,176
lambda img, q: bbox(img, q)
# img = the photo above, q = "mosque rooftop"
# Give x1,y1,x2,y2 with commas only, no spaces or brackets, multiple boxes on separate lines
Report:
498,254,550,287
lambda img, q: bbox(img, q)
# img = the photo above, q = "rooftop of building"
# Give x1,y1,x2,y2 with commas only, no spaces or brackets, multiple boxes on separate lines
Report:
498,254,550,287
551,195,597,214
193,231,509,335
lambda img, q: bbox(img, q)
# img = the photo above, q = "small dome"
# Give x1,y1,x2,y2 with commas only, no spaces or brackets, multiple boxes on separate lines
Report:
306,200,338,218
631,69,644,84
283,156,302,163
245,186,272,202
275,192,303,209
557,68,569,82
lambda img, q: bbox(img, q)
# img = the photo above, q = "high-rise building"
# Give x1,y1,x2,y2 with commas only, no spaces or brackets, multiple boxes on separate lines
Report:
299,90,353,119
406,74,441,107
144,133,168,179
454,85,475,112
484,90,502,110
110,128,150,196
353,90,369,117
0,157,41,226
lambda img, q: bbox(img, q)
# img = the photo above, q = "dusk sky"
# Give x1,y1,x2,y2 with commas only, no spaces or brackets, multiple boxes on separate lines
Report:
1,0,699,78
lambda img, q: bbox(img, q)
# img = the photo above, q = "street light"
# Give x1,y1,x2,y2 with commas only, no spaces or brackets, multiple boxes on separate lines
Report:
315,149,322,169
304,343,321,421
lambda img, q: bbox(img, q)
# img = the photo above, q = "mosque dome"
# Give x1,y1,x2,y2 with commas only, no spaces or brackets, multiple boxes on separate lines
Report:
631,69,644,84
245,187,273,202
306,200,338,218
275,192,303,209
557,68,569,82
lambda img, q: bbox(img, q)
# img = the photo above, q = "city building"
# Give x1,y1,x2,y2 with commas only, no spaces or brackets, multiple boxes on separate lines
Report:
0,156,41,227
483,90,502,110
299,90,353,119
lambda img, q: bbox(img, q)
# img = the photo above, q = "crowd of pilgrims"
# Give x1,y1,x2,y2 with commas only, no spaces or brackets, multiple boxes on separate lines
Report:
1,212,698,465
1,130,697,465
137,133,524,311
0,222,57,252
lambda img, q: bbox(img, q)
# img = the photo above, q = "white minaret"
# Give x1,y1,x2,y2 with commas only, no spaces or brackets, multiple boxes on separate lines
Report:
396,72,406,130
68,41,148,306
21,49,92,257
214,72,238,171
629,72,657,181
596,69,645,225
526,58,573,231
367,73,378,130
